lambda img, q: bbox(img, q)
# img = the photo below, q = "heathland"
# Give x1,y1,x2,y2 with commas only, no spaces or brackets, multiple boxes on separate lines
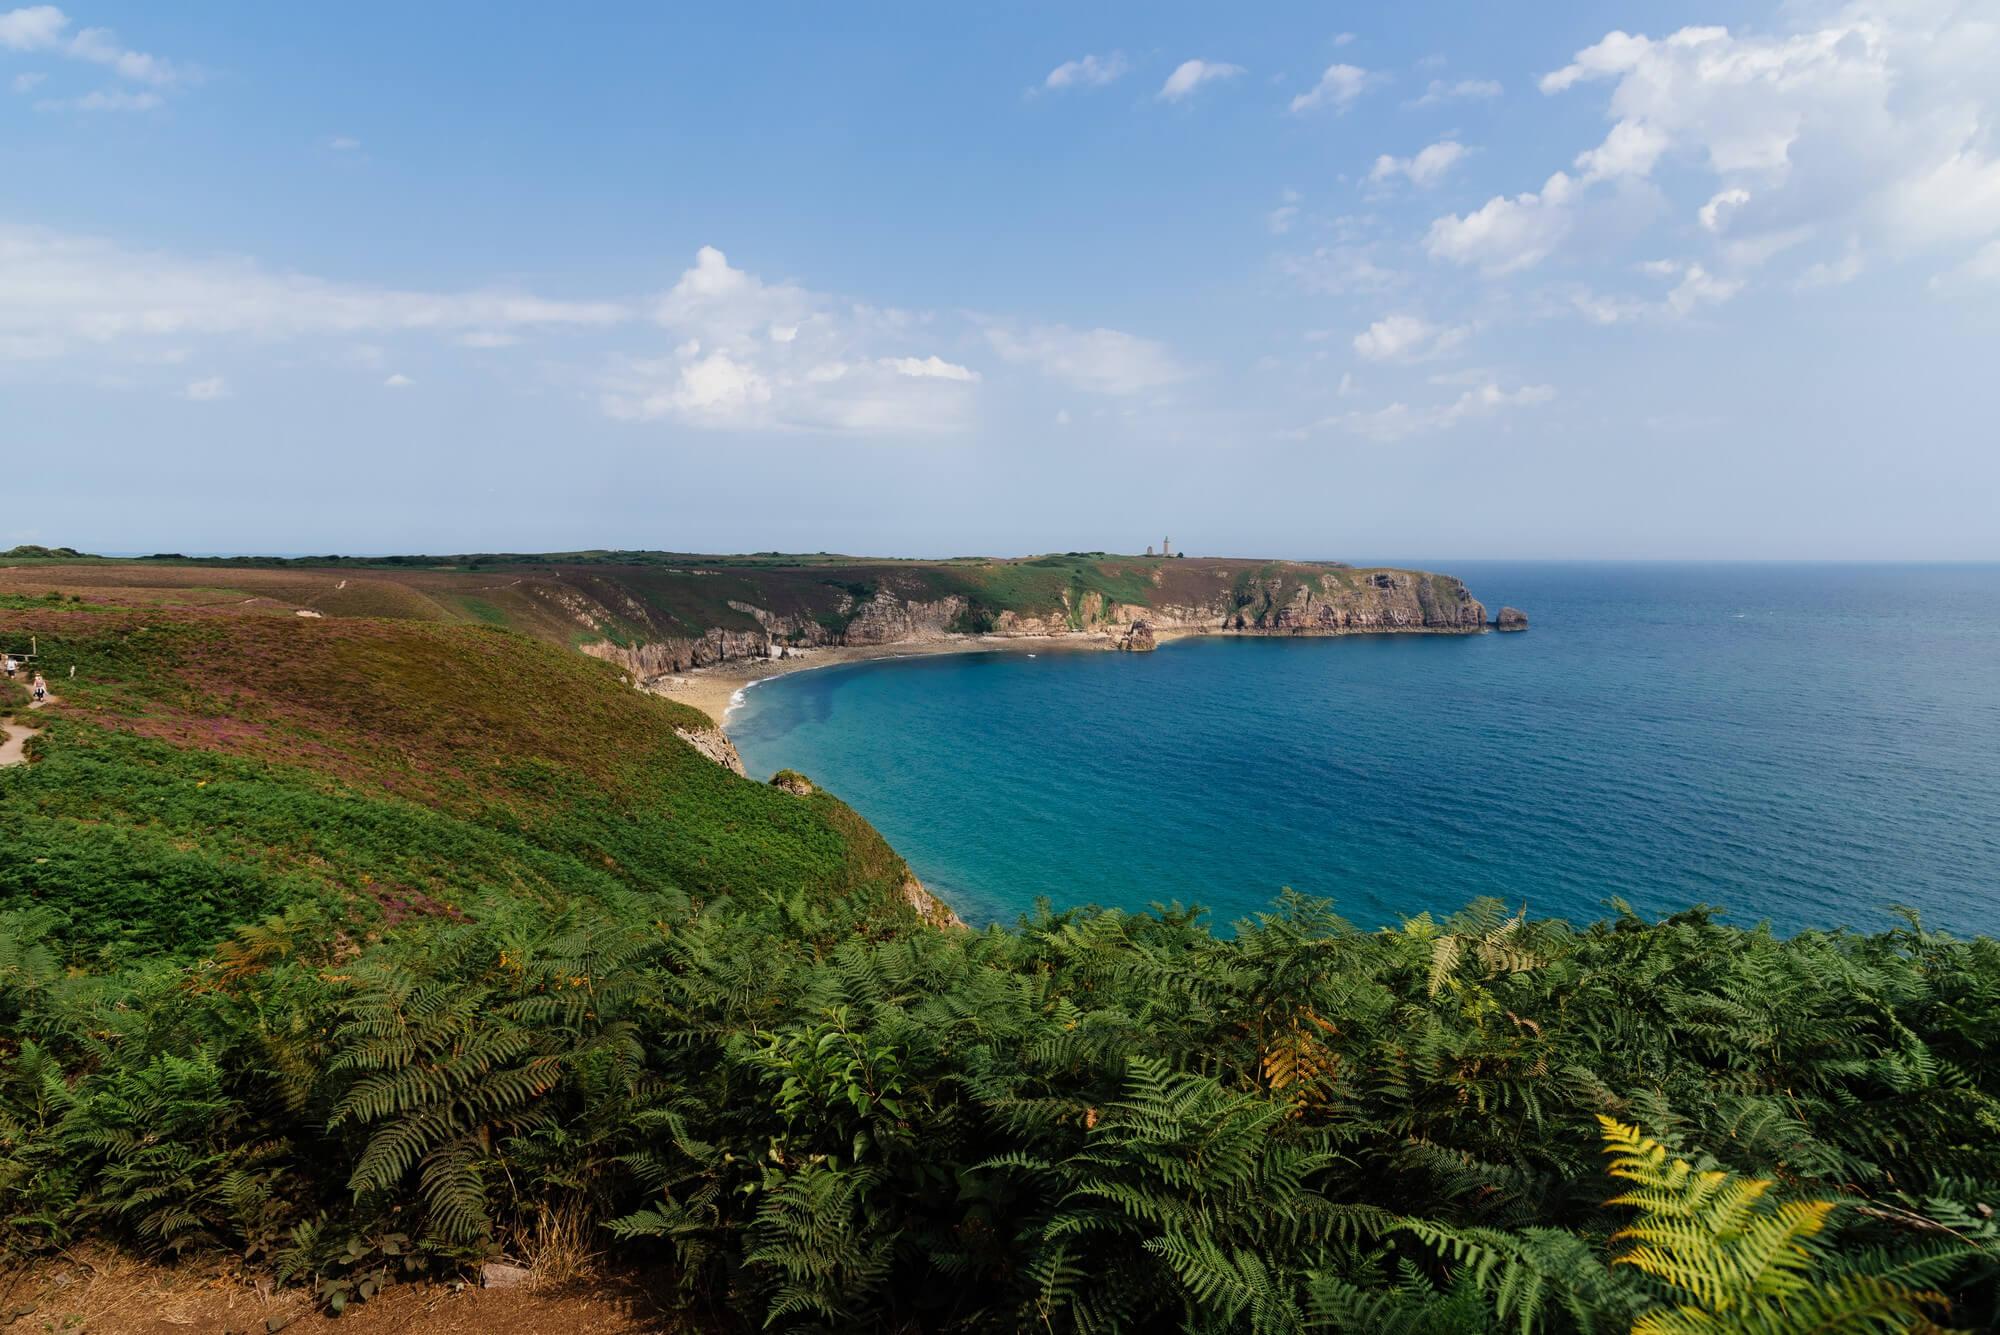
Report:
1,551,1996,1332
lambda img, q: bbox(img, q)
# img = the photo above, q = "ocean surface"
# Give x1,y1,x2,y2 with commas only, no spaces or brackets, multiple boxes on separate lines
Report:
729,564,2000,937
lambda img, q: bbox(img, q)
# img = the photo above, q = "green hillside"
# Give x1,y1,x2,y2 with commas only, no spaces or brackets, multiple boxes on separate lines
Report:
0,601,923,965
0,550,1487,671
3,595,1998,1331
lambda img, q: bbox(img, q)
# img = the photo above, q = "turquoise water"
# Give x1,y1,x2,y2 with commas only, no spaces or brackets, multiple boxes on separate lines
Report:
729,564,2000,936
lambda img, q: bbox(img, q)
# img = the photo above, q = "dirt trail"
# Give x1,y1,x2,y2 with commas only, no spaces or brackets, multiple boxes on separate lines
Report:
1,692,55,767
0,718,31,766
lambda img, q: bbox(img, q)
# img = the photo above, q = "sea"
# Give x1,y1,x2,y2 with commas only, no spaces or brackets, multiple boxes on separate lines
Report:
728,564,2000,937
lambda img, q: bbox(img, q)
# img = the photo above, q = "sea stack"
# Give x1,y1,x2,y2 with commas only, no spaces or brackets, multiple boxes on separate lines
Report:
1494,606,1529,632
1117,620,1158,652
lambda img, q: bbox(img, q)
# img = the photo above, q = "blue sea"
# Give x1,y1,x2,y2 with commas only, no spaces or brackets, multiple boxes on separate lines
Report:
729,564,2000,937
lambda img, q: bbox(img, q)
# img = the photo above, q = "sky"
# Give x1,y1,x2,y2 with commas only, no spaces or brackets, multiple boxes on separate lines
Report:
2,1,1997,560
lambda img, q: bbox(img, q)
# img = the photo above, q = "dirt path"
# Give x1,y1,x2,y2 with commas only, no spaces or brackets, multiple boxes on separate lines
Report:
0,718,31,766
1,1251,700,1334
1,692,55,767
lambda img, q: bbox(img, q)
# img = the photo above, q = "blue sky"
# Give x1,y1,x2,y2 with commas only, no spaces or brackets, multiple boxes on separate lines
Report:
3,1,1997,559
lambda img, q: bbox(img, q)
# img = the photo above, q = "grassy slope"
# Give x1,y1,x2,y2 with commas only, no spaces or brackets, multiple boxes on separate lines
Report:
0,550,1471,661
0,599,923,966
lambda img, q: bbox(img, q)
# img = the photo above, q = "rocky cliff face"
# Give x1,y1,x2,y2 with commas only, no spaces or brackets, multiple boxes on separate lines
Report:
675,725,746,776
582,563,1490,684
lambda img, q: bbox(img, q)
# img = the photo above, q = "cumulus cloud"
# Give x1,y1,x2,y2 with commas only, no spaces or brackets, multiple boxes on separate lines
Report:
1662,263,1742,314
0,6,185,95
325,135,361,152
1426,172,1580,274
984,322,1186,395
1351,314,1470,363
1369,140,1467,187
1158,59,1243,102
383,372,413,388
179,375,227,401
603,246,980,433
0,5,68,50
1417,0,2000,320
1541,8,2000,261
1043,52,1127,91
1289,62,1373,114
1699,188,1751,233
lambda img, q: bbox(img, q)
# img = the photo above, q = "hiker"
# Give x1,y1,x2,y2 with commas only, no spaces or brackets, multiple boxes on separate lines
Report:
2,655,14,679
31,673,47,702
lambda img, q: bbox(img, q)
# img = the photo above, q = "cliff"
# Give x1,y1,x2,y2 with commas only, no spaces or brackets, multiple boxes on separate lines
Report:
0,550,1497,686
553,556,1491,682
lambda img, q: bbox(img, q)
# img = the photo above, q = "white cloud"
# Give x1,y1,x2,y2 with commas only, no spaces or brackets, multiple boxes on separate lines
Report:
1409,77,1502,107
179,375,227,401
884,354,978,381
383,372,413,388
1325,381,1555,442
0,7,183,87
10,71,43,92
984,322,1185,395
1531,7,2000,267
1698,187,1751,233
1646,259,1743,315
1289,63,1373,114
0,223,631,356
326,135,361,152
1351,314,1470,363
1333,32,1357,48
1159,59,1243,103
1426,171,1579,274
0,5,66,49
1043,52,1127,91
1369,140,1467,187
457,330,518,348
1571,119,1668,179
605,246,980,433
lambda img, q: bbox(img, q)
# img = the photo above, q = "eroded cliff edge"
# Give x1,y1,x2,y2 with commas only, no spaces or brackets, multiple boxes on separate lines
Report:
572,558,1490,682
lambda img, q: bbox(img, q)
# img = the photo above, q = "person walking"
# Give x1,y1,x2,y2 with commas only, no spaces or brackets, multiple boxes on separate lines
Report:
31,672,47,703
2,655,15,679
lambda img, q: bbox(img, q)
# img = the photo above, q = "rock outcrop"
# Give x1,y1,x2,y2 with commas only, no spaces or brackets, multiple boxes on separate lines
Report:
1494,606,1529,632
902,871,965,929
675,726,746,776
1116,621,1157,652
770,768,816,797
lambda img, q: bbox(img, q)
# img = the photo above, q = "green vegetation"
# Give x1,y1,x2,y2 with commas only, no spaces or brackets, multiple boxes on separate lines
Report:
3,599,1997,1331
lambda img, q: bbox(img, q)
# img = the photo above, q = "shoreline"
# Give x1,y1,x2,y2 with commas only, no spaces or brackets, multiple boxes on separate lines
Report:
647,631,1124,726
646,624,1484,727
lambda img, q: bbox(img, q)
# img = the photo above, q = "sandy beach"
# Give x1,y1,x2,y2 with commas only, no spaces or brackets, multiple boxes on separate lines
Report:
647,631,1142,726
